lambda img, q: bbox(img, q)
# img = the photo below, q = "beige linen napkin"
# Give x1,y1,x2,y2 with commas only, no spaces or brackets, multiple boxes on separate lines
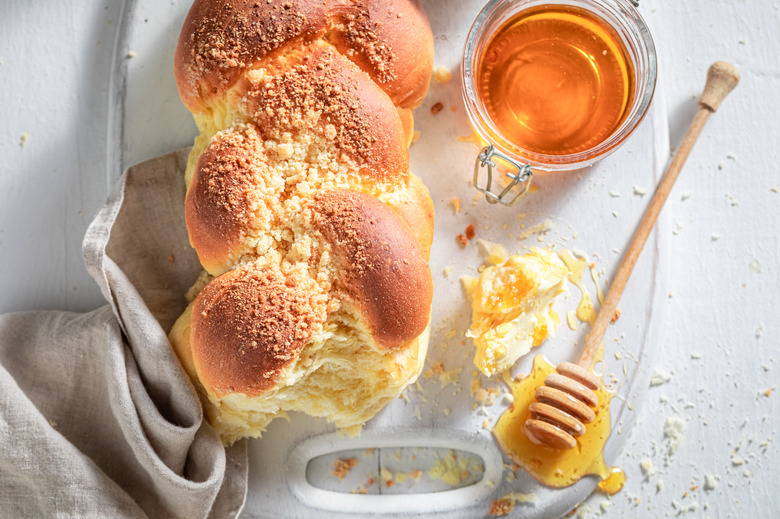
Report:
0,149,247,518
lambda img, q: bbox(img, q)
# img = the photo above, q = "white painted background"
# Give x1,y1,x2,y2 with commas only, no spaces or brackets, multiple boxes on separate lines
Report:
0,1,777,517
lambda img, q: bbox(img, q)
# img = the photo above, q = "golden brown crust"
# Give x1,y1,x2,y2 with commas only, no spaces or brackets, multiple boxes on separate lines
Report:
310,189,432,349
185,125,274,274
381,174,435,259
190,263,328,398
240,42,408,181
174,0,433,114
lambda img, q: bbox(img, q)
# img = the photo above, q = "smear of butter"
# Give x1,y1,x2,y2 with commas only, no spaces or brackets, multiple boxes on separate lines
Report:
465,248,568,376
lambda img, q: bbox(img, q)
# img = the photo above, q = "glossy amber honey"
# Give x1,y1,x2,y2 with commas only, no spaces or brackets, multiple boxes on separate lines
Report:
477,5,634,156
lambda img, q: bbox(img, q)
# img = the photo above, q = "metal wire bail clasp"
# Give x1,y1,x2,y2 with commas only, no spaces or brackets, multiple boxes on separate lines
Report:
473,145,534,206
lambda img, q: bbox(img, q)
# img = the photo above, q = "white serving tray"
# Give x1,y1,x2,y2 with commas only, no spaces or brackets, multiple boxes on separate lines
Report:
110,1,670,517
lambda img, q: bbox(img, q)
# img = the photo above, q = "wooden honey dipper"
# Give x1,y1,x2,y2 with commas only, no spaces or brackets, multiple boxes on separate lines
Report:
524,62,741,450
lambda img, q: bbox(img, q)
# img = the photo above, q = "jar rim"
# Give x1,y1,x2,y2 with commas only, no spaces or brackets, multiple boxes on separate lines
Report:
461,0,658,171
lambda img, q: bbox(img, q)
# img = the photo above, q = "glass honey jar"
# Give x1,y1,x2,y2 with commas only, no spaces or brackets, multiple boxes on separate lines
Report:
462,0,657,205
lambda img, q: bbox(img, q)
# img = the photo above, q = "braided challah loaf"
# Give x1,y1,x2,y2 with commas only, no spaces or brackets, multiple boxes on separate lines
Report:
168,0,435,444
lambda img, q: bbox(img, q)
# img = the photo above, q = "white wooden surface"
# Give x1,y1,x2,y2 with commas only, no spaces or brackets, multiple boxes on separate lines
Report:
0,1,777,517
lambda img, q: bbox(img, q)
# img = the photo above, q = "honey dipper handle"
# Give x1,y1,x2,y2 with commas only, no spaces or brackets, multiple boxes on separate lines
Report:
578,62,740,369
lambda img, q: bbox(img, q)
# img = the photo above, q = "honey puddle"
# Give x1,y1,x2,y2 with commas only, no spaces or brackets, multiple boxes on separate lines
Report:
492,250,620,490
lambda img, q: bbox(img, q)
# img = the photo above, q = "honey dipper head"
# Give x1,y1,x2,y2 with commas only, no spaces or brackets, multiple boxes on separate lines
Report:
525,362,601,450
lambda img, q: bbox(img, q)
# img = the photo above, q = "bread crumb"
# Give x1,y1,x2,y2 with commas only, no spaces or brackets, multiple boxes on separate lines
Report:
333,458,357,480
640,458,657,479
650,368,673,386
126,50,136,58
465,224,476,240
411,130,421,144
489,498,514,516
611,309,621,323
609,190,621,198
664,416,684,457
443,266,454,278
433,65,453,84
380,468,394,487
451,196,462,213
633,186,647,196
456,234,468,247
430,102,444,115
19,132,30,147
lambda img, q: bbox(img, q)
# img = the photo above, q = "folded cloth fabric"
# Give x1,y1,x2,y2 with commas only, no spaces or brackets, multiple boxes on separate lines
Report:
0,149,247,518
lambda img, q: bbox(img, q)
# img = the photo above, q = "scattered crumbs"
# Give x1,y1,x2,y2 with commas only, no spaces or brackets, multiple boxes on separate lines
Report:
600,499,611,513
20,132,30,147
451,196,462,213
681,191,692,201
650,368,673,386
49,420,58,428
443,266,454,278
664,416,685,457
640,458,657,479
332,458,357,480
726,152,737,160
748,259,762,273
691,352,702,359
126,50,136,58
739,37,747,44
612,248,621,254
433,65,453,84
633,185,647,196
428,450,470,486
489,498,514,516
482,419,491,429
517,219,553,240
430,102,444,115
718,162,725,170
380,467,394,487
771,187,778,193
395,469,422,485
731,457,745,466
612,211,619,218
609,190,621,198
755,323,764,338
489,493,536,516
656,480,664,492
411,130,421,144
711,234,720,241
611,309,621,323
456,234,468,247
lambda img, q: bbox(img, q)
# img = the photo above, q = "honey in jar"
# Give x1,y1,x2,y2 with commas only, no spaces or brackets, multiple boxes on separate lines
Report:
476,4,635,156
